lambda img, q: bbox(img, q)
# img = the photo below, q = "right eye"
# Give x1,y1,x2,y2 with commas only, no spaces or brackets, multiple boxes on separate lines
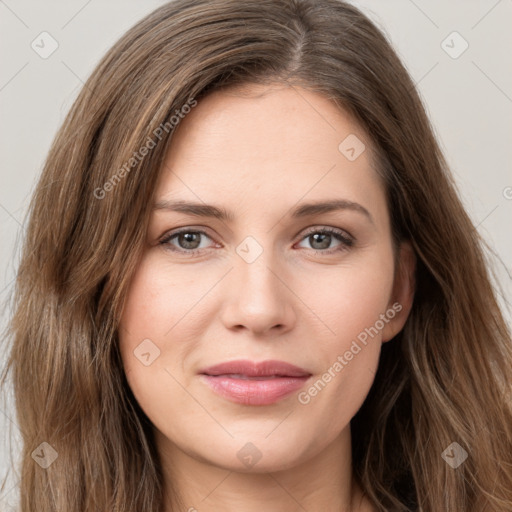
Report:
159,229,217,253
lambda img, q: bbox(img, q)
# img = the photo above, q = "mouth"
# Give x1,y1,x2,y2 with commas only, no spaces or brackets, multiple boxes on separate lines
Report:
207,374,294,380
199,359,312,405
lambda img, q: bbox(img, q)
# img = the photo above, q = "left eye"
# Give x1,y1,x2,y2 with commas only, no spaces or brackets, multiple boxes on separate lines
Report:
296,228,353,252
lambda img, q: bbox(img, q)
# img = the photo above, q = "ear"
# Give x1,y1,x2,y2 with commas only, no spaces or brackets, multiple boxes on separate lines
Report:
382,241,416,342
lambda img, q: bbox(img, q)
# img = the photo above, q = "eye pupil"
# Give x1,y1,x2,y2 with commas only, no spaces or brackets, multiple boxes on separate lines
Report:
179,232,201,249
310,233,331,250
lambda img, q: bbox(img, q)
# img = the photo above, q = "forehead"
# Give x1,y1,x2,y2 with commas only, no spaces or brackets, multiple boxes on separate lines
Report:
155,83,386,225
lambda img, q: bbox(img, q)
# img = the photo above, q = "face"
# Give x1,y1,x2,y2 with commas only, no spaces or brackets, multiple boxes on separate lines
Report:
118,83,414,473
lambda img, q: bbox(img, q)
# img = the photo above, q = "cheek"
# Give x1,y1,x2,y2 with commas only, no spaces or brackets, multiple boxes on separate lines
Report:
118,251,221,401
293,246,395,427
119,254,206,349
117,257,200,430
118,257,177,386
297,246,395,347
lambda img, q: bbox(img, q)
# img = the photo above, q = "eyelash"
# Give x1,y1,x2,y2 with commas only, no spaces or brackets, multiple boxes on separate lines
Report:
159,226,354,256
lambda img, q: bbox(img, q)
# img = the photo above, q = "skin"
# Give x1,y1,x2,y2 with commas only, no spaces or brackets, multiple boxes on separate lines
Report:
119,83,415,512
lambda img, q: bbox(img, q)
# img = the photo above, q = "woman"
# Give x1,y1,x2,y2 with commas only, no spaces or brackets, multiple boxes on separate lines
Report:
3,0,511,510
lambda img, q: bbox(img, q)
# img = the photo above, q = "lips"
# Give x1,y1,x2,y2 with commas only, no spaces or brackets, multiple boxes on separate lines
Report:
199,359,312,405
200,359,311,378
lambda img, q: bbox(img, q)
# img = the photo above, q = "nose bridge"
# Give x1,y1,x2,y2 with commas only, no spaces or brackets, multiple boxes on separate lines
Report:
239,256,276,294
234,235,283,303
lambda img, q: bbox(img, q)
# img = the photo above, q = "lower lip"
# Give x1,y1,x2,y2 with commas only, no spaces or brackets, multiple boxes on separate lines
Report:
200,375,311,405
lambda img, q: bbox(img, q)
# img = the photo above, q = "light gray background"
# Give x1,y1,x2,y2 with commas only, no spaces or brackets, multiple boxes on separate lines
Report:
1,0,511,508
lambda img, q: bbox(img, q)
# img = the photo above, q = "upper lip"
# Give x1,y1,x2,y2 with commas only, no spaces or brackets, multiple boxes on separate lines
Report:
200,359,311,378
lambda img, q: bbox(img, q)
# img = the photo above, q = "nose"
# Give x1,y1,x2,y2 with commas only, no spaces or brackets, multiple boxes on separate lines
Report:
219,248,297,336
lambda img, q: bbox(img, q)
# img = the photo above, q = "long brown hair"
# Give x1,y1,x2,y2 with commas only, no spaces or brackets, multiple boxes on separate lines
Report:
2,0,511,510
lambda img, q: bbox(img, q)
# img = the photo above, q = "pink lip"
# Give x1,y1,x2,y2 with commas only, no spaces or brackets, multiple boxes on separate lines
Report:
199,359,312,406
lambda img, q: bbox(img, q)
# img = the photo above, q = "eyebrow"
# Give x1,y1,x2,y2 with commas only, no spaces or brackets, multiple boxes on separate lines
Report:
152,198,374,224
